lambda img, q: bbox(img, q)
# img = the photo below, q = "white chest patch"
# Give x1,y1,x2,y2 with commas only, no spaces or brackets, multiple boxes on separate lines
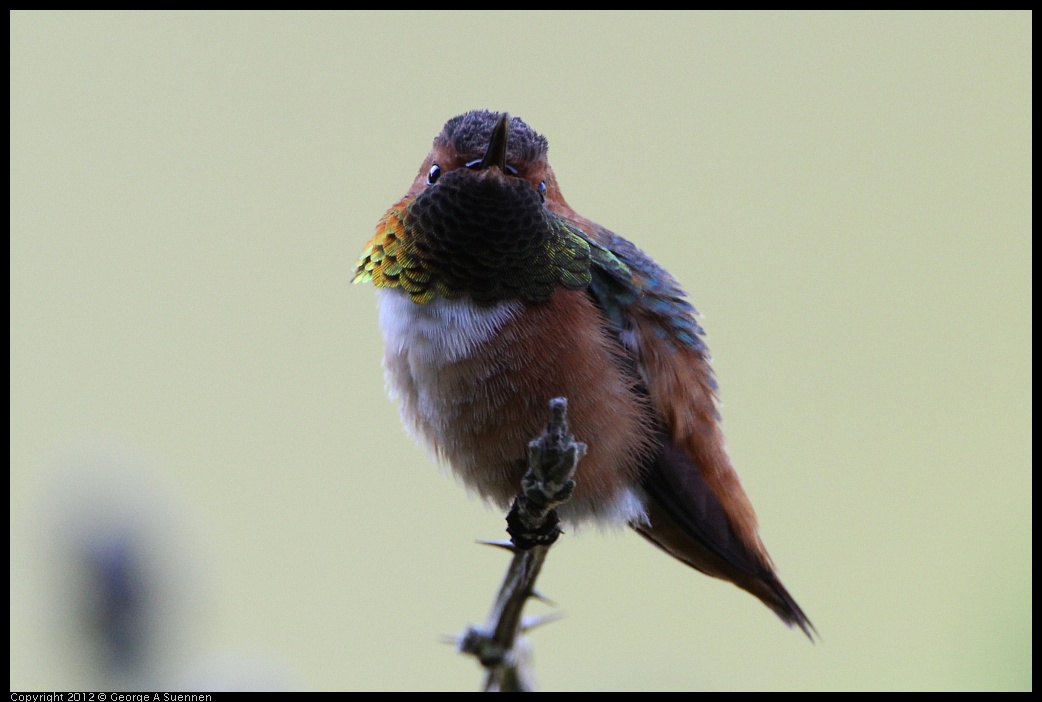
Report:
377,288,523,366
376,288,524,440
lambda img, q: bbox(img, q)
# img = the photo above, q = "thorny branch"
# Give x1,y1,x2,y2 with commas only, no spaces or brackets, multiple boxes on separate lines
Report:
456,397,585,692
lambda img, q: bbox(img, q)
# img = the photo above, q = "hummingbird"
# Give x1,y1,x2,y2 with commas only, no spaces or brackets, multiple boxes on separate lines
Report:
354,110,814,639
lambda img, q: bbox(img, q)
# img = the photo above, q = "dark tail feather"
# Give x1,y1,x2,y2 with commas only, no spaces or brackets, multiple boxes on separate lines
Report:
635,441,816,641
632,503,816,641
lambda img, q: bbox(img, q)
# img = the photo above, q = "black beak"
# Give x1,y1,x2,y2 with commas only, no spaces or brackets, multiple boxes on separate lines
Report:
476,113,509,171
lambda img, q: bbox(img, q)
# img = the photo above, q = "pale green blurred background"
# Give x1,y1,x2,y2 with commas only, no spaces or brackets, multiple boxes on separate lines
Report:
10,11,1031,691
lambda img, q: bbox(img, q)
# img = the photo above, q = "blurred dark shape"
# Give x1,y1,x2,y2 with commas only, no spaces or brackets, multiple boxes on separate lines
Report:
24,439,295,690
79,531,152,677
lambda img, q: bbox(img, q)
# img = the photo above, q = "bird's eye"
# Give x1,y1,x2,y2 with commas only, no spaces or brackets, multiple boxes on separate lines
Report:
426,164,441,185
537,181,546,201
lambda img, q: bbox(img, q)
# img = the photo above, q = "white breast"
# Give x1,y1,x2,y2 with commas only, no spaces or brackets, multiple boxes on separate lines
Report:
376,287,523,444
377,288,523,365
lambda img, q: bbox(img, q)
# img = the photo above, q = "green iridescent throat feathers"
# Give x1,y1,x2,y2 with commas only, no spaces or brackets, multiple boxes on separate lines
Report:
354,172,630,306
